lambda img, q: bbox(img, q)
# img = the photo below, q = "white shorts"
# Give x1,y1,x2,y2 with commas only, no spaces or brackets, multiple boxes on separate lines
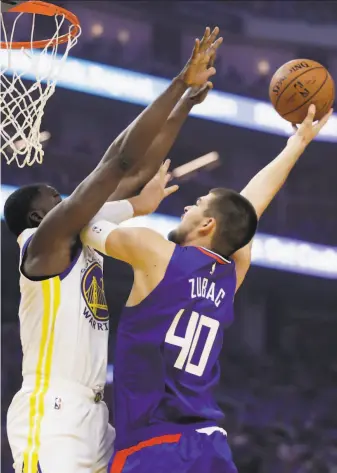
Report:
7,377,115,473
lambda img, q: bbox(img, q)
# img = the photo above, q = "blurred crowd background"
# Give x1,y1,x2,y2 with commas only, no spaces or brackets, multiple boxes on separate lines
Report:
1,2,337,472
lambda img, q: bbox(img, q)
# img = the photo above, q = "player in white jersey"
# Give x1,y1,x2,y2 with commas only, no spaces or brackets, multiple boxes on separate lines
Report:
3,27,221,473
7,167,175,473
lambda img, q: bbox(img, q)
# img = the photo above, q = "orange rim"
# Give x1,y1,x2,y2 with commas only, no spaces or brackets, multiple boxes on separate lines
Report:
0,1,80,50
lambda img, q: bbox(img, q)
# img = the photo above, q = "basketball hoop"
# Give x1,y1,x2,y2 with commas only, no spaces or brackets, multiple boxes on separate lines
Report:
0,1,81,167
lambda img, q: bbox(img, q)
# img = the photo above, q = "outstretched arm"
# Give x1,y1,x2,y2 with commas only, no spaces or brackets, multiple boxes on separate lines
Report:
233,105,333,291
109,28,219,201
108,87,210,201
25,30,221,278
107,96,193,202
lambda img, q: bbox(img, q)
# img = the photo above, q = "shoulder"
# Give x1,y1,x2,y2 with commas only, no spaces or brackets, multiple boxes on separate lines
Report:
17,228,38,266
17,228,37,249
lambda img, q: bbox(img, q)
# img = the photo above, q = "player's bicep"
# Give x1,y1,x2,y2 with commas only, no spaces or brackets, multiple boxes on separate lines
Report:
232,242,253,292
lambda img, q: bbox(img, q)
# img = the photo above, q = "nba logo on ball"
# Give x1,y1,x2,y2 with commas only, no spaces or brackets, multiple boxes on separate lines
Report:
269,59,335,124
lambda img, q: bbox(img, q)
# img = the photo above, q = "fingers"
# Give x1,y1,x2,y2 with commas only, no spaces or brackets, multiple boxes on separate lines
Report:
199,27,211,51
164,185,179,198
160,159,172,185
209,26,220,46
208,50,217,69
198,82,213,93
205,67,216,79
314,107,333,132
211,36,223,53
199,26,219,52
201,81,213,91
303,103,316,125
164,172,172,186
202,37,222,65
191,38,200,60
199,29,222,61
160,159,171,174
186,28,222,87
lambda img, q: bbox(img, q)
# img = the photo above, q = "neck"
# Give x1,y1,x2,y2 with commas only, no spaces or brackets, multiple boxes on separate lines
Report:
181,235,212,250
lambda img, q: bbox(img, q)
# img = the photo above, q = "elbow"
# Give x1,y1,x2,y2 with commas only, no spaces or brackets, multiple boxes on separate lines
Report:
118,150,132,172
103,143,133,173
113,147,133,173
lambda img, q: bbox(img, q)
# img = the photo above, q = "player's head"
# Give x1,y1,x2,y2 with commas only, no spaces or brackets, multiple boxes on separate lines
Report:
4,184,62,237
168,188,258,257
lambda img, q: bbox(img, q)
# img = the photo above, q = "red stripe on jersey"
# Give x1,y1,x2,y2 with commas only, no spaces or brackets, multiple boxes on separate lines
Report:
197,247,227,264
110,434,182,473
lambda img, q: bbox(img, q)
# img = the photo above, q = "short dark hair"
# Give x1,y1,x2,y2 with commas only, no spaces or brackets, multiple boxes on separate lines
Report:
205,188,258,257
4,184,42,237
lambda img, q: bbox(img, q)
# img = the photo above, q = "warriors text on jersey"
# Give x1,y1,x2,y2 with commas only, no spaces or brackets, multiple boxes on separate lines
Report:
113,245,236,450
18,228,109,390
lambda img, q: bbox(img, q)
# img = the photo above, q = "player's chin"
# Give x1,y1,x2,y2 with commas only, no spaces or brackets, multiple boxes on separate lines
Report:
167,228,182,244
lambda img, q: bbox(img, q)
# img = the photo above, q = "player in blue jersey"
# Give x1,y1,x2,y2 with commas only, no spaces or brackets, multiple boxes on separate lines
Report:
82,96,332,472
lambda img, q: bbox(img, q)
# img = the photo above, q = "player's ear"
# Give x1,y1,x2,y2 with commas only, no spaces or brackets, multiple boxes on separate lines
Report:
199,217,216,236
28,210,44,227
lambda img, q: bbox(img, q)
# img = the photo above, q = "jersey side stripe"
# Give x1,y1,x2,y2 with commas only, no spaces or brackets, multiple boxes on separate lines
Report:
23,277,61,473
23,279,51,473
33,277,61,470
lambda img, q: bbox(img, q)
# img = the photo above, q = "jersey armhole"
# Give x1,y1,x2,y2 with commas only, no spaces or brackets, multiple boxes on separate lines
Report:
20,235,83,282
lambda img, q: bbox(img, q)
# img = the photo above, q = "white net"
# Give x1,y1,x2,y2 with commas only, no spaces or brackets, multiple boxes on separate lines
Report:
0,7,81,167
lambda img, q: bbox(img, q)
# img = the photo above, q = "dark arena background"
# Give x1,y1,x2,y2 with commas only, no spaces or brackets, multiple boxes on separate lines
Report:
1,2,337,472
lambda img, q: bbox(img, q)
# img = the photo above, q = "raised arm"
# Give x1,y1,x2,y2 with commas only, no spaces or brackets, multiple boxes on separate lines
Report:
109,28,220,201
233,105,333,291
25,29,222,278
108,84,212,201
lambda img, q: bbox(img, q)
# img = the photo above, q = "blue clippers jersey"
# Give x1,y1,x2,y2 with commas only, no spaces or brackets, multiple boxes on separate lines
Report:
113,245,236,449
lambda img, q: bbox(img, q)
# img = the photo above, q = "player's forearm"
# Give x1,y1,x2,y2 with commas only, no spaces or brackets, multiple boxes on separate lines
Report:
241,138,306,219
89,200,134,225
145,97,193,166
129,98,193,183
106,94,193,201
104,77,188,169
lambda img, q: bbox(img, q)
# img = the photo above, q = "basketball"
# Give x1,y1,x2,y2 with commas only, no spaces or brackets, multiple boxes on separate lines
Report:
269,59,335,124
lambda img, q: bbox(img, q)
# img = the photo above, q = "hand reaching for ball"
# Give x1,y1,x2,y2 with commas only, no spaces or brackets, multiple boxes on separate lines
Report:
179,26,223,88
269,59,335,123
288,104,333,148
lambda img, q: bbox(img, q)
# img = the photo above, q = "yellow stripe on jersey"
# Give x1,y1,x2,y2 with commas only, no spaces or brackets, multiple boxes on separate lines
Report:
23,277,61,473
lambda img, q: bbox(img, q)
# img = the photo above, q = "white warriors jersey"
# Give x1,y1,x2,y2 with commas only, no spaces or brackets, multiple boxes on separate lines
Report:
17,228,109,391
